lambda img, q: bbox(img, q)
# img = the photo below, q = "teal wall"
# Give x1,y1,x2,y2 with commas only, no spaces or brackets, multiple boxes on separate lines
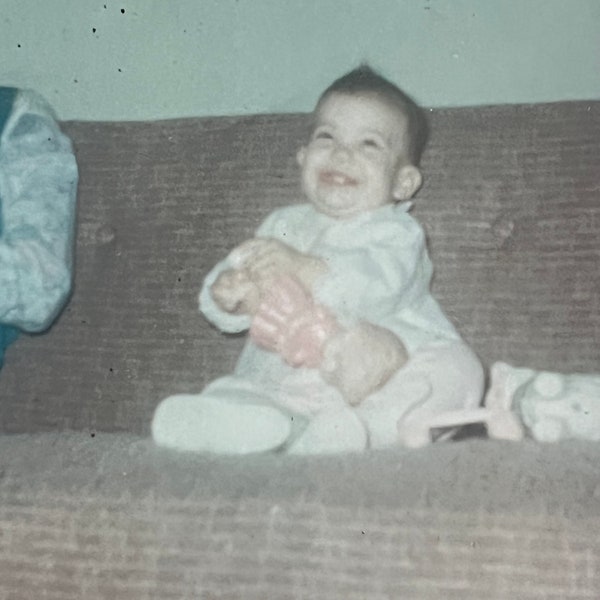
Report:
1,0,599,121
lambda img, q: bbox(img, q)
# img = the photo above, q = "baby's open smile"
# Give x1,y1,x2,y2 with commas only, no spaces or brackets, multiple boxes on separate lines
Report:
318,169,359,187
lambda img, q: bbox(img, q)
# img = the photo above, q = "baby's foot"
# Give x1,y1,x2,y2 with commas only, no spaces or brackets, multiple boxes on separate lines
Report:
152,394,292,454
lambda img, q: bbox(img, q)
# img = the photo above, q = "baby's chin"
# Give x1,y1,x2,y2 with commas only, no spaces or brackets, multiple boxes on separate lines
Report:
310,193,388,220
312,199,359,219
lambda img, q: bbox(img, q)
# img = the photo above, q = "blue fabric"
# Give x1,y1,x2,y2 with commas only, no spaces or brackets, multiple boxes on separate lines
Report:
0,88,77,369
0,87,18,365
0,324,18,367
0,89,77,334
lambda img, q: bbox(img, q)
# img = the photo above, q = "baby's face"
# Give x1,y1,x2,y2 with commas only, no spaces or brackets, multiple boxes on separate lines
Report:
297,92,416,219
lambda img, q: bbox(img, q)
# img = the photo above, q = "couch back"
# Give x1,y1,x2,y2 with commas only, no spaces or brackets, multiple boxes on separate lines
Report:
1,101,598,435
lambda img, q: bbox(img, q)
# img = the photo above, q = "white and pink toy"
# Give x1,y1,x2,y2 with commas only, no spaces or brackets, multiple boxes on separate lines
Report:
420,361,600,444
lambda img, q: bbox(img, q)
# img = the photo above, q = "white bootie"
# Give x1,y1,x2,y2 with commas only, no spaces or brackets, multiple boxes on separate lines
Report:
152,393,292,454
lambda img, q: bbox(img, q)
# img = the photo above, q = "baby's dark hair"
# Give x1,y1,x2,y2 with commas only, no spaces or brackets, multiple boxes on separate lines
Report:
317,65,429,165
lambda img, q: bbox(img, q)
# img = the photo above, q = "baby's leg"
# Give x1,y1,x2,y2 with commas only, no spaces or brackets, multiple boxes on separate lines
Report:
286,405,368,455
396,342,484,447
358,342,484,449
152,375,293,454
276,371,369,455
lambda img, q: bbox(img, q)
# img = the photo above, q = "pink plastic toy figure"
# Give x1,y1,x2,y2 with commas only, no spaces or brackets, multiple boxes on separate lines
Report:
249,275,339,369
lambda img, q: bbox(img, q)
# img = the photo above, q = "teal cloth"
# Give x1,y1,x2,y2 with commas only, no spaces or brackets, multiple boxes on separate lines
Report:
0,87,77,372
0,325,18,367
0,87,18,365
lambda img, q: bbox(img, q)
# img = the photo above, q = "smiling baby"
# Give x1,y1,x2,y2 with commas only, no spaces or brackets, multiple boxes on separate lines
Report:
152,66,484,454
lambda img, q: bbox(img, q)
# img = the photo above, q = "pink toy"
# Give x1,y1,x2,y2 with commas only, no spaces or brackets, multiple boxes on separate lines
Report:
213,238,412,407
250,275,339,369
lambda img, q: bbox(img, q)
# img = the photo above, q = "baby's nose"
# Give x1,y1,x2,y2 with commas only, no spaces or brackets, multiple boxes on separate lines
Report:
331,142,352,161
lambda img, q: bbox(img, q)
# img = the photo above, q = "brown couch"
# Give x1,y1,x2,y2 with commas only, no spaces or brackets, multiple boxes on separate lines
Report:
1,101,599,598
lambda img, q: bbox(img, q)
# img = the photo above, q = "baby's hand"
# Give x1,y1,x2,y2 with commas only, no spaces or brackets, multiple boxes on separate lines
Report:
210,268,261,315
231,238,326,290
249,275,338,368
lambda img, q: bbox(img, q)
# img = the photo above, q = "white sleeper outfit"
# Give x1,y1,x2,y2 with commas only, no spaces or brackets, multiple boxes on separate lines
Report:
152,202,484,454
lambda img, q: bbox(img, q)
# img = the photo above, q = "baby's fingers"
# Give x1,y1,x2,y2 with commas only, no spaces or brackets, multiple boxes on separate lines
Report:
230,237,288,269
229,238,271,268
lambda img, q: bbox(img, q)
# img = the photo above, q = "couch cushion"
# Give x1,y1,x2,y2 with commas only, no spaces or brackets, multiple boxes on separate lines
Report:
0,101,598,434
0,432,599,599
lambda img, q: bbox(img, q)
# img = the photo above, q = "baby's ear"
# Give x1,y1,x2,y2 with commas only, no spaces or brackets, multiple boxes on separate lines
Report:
296,147,307,166
393,165,422,200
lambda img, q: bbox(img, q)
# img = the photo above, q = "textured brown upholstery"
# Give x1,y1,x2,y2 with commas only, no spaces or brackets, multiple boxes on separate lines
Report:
0,101,598,598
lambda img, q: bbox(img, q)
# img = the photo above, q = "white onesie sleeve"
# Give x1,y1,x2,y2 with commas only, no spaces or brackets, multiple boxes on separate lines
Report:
198,208,288,333
198,204,314,333
198,256,252,334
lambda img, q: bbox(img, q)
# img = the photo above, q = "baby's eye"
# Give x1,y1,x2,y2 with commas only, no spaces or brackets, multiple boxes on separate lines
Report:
314,130,333,141
362,138,382,149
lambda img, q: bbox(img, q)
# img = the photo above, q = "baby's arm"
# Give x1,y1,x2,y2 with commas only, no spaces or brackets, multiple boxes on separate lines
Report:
199,259,255,334
230,237,327,293
211,237,327,316
206,204,329,324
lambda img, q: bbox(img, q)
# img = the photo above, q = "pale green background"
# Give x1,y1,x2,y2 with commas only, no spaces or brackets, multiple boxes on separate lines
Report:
1,0,599,121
